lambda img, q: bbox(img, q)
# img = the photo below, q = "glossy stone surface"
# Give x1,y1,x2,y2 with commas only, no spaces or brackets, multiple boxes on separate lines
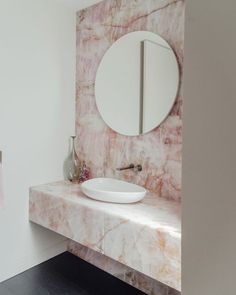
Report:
68,241,180,295
75,0,185,202
29,181,181,291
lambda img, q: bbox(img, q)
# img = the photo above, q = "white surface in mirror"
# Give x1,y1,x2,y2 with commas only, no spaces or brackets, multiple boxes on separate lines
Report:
143,40,179,133
95,31,179,136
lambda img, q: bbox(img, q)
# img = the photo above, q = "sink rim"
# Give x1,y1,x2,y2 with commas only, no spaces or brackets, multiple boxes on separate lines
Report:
82,177,146,194
81,177,146,204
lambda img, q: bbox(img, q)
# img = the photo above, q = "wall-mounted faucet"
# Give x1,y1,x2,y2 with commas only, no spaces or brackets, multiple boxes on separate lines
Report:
116,163,142,172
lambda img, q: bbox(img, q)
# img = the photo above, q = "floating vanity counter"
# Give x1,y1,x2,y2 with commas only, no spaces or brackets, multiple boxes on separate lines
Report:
29,181,181,291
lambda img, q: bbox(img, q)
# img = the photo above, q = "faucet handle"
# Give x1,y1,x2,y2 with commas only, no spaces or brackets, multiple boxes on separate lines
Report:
134,164,142,172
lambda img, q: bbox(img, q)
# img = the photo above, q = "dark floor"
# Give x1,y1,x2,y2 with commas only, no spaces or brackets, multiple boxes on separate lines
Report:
0,252,146,295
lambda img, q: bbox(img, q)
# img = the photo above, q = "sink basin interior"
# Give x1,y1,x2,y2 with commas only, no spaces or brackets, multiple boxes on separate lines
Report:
81,178,146,204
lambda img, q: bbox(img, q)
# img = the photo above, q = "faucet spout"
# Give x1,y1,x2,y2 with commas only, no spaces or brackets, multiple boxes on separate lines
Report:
116,163,142,172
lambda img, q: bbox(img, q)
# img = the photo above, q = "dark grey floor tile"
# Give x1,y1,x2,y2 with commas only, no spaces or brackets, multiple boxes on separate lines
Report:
0,283,15,295
0,252,145,295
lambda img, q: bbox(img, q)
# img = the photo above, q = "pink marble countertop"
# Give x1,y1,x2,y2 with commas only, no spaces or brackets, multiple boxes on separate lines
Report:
29,181,181,291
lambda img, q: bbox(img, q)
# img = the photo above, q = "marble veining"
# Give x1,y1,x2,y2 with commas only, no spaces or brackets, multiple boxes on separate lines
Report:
75,0,185,202
29,1,184,293
29,181,181,291
68,240,180,295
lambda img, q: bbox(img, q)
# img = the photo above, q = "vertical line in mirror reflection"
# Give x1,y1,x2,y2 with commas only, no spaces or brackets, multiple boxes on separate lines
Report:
139,41,144,135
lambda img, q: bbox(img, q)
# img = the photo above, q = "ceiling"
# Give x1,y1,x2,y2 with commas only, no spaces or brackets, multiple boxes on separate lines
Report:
54,0,103,10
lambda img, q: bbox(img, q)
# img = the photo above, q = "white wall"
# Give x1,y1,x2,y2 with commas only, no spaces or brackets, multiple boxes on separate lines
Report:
54,0,103,10
183,0,236,294
0,0,76,282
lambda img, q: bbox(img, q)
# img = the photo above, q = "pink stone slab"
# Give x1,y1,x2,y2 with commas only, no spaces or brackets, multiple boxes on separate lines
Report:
29,181,181,291
68,240,180,295
75,0,185,202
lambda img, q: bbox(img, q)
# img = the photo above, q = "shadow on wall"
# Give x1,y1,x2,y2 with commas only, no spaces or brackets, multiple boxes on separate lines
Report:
0,151,4,209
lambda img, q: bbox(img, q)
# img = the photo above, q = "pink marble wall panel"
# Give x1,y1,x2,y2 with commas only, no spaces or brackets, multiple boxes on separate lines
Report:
75,0,185,202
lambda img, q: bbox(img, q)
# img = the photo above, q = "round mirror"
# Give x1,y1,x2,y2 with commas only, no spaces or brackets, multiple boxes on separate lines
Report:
95,31,179,136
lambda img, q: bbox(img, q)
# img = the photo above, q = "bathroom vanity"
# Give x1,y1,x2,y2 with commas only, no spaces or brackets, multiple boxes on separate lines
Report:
29,181,181,292
29,0,184,294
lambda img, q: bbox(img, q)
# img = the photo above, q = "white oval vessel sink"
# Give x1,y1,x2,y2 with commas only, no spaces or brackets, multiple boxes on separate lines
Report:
81,178,146,204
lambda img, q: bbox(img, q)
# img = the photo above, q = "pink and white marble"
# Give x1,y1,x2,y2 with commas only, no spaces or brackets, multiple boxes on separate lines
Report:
68,240,180,295
29,1,184,293
75,0,185,202
29,181,181,291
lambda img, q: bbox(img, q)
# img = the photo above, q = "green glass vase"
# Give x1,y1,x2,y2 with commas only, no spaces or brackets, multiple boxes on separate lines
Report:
63,136,81,183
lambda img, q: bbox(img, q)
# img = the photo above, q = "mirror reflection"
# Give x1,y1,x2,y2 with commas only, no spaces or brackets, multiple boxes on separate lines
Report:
95,31,179,136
